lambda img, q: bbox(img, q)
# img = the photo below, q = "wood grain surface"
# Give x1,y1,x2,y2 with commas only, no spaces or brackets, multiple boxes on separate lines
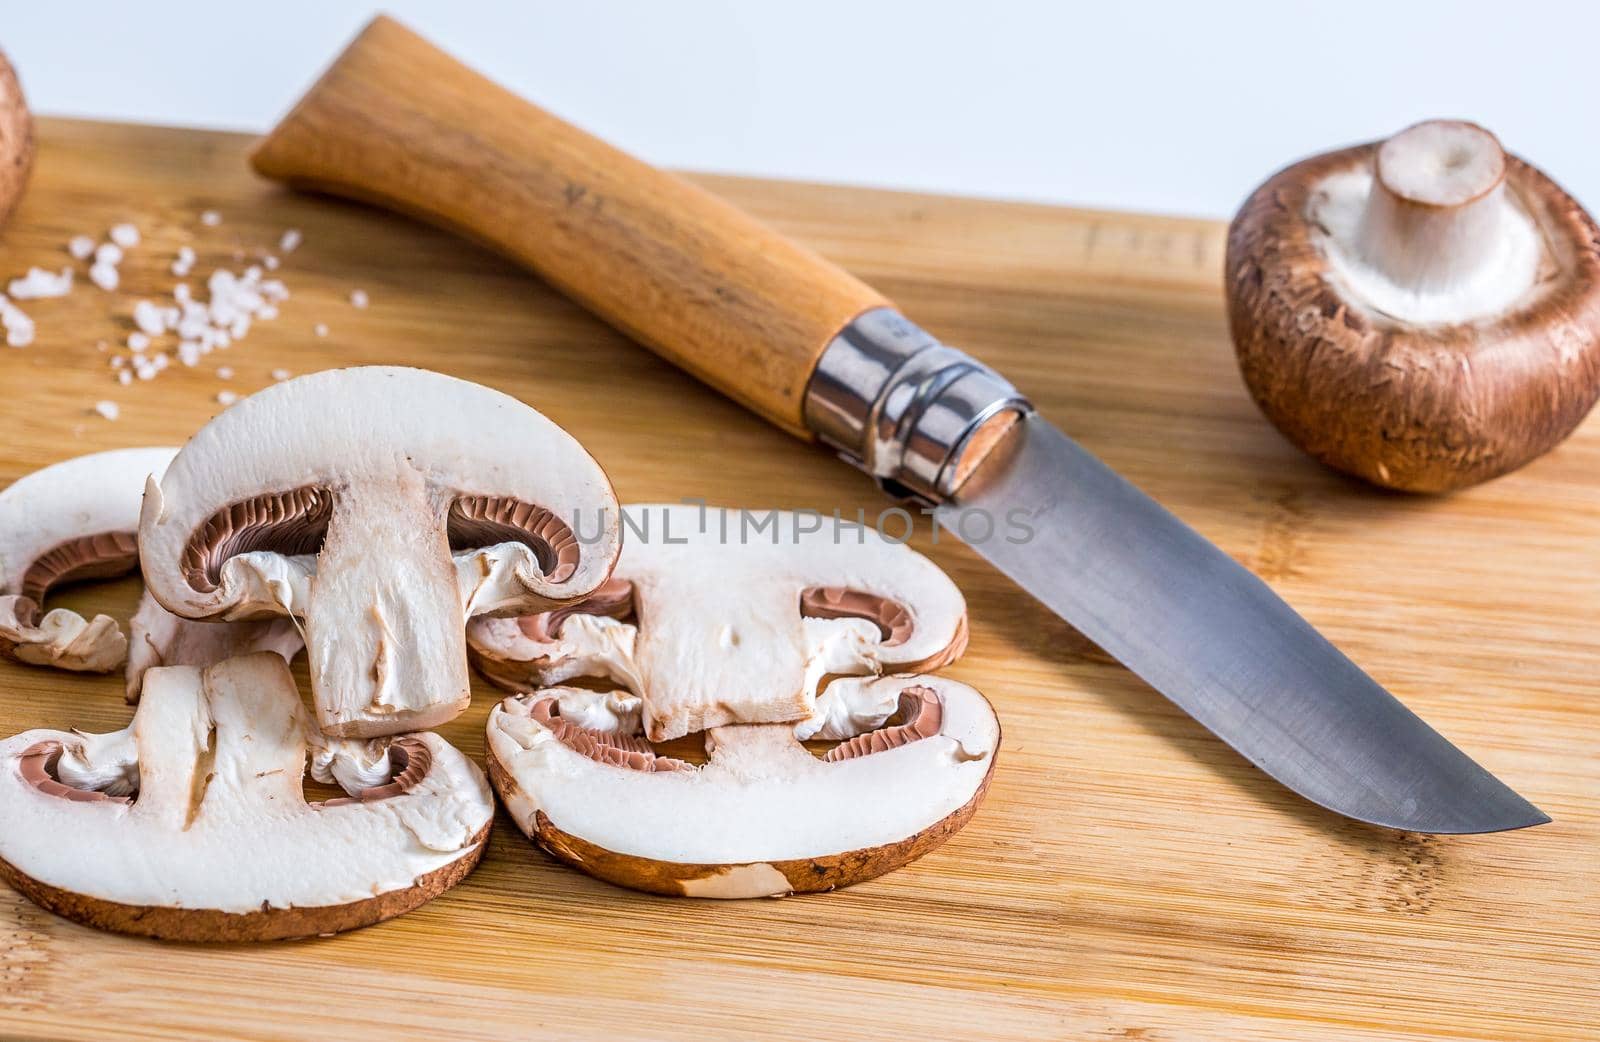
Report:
0,118,1595,1042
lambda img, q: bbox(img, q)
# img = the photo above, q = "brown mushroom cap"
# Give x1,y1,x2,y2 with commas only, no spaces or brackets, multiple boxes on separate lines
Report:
1226,120,1600,492
0,49,33,229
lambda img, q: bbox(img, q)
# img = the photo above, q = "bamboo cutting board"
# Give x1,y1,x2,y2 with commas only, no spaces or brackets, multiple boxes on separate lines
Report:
0,118,1595,1042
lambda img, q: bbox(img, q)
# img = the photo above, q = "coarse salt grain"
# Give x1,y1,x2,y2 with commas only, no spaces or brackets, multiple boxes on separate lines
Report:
216,390,238,406
279,229,302,253
68,235,96,260
94,242,123,267
178,341,201,367
89,262,119,291
7,267,73,300
271,368,291,381
263,255,280,270
117,369,132,386
313,323,329,337
217,366,234,380
0,297,34,347
109,223,140,249
93,400,119,420
201,210,221,227
133,300,166,335
110,355,126,369
349,289,368,309
127,332,150,352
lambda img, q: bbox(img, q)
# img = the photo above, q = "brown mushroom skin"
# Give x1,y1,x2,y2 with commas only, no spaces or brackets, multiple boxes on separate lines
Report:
0,823,488,943
0,49,33,229
486,746,996,898
1226,145,1600,493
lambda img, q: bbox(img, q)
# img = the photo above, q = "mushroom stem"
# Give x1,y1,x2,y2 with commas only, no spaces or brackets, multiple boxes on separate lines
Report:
1353,120,1512,294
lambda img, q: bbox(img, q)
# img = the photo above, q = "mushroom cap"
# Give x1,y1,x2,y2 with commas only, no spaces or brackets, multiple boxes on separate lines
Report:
0,447,177,672
139,367,621,736
1226,136,1600,492
0,49,33,228
467,504,969,741
486,677,999,898
0,653,492,941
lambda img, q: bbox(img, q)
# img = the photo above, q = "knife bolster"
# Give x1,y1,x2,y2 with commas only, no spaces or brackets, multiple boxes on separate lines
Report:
803,308,1032,503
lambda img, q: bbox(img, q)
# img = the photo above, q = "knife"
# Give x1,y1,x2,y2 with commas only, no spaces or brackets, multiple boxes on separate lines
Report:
252,16,1547,834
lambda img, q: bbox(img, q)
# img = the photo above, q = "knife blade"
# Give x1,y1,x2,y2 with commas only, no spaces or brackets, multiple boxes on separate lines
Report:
941,415,1548,833
253,15,1548,832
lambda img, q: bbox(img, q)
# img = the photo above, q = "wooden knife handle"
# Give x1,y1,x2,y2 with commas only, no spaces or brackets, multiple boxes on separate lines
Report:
251,15,888,437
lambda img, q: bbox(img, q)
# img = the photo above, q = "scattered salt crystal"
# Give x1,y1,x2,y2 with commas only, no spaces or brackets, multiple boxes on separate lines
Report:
117,369,132,386
172,246,195,278
201,210,221,227
177,341,201,367
217,366,234,380
244,265,262,283
127,332,150,352
109,223,140,249
94,242,123,267
133,300,166,335
68,235,96,260
216,390,238,406
135,364,156,381
279,229,301,253
313,323,329,338
271,368,291,381
152,353,170,371
89,262,119,291
110,355,126,369
349,289,368,309
256,305,279,321
263,255,280,271
260,280,288,302
93,400,120,421
1,296,34,347
8,267,74,300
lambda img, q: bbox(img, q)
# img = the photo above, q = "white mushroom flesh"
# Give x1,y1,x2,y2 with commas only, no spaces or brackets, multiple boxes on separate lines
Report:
125,590,303,703
1309,120,1545,325
488,676,997,882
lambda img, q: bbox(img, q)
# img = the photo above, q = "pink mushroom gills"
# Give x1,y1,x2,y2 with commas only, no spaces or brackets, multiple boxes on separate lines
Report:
138,367,622,737
475,505,1000,898
0,653,493,942
1226,119,1600,492
1,448,176,672
0,447,301,693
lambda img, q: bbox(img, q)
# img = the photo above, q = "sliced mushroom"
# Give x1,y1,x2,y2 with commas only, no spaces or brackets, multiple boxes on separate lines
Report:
468,504,968,741
125,590,302,704
0,653,493,942
1,448,176,672
487,677,999,898
0,48,33,230
139,367,622,737
1227,119,1600,491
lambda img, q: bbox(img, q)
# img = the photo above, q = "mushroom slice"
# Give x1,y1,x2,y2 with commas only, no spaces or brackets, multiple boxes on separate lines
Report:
124,591,302,704
0,653,493,942
1,448,177,672
139,367,621,737
486,676,999,898
467,505,968,741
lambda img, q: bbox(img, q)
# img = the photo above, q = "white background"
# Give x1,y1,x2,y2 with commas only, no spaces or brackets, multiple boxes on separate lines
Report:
4,1,1596,218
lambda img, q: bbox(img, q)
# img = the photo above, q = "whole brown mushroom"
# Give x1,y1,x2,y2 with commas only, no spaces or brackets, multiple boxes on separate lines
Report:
0,49,33,228
1226,120,1600,492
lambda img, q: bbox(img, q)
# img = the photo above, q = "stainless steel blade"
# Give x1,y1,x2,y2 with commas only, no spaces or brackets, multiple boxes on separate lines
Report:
939,415,1548,834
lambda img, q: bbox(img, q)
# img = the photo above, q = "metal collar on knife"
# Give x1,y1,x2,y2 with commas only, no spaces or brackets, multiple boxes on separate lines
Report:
805,308,1033,504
